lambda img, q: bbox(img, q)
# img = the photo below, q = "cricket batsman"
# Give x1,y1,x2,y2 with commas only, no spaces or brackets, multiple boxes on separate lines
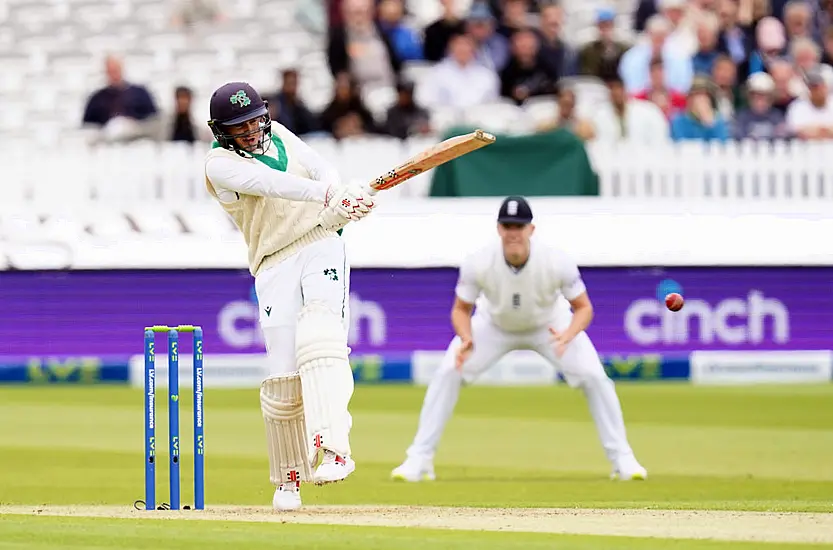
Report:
391,196,647,482
204,82,376,511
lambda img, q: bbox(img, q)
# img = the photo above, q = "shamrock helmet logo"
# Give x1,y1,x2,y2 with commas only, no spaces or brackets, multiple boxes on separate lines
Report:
230,90,251,107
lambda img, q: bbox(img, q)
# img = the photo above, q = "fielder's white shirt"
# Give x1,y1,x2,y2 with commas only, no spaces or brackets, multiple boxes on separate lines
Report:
455,239,587,333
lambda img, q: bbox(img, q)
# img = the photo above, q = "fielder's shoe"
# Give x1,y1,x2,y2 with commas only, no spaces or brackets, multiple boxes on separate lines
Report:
313,450,356,485
610,454,648,481
273,482,302,511
391,457,436,482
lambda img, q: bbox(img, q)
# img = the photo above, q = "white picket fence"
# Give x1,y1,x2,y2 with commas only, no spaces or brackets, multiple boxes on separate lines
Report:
588,139,833,200
5,137,833,205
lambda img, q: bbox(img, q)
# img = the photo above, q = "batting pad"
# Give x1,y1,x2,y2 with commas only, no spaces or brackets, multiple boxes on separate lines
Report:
260,373,313,485
296,301,355,467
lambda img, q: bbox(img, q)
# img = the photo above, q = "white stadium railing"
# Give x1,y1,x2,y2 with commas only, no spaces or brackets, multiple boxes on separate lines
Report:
6,138,833,206
589,140,833,200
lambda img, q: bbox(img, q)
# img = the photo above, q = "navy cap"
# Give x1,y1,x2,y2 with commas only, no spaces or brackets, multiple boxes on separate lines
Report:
497,196,533,224
209,82,268,126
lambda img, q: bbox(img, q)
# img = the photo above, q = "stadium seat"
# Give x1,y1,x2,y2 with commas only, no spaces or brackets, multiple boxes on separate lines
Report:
39,215,88,241
0,68,25,94
83,209,136,237
304,135,340,168
177,203,237,237
257,0,295,20
428,106,464,135
0,107,26,133
4,240,75,270
126,203,186,236
0,209,48,241
363,86,398,122
339,136,407,184
401,60,435,89
462,101,533,135
523,96,559,127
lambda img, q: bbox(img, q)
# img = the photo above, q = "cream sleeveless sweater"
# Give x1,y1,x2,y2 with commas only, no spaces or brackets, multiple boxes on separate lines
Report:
204,126,337,277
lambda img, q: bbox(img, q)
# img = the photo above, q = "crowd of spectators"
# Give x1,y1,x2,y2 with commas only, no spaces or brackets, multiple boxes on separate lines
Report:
321,0,833,142
79,0,833,144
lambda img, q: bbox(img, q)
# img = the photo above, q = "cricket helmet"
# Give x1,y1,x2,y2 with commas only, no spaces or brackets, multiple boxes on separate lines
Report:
207,82,272,156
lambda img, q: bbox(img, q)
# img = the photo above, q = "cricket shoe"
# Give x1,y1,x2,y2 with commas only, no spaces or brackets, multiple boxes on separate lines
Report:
313,450,356,485
610,454,648,481
390,458,436,482
273,482,302,511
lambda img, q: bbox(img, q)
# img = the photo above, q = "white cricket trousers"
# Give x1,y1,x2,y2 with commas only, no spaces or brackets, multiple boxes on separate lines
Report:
405,312,636,465
253,236,350,375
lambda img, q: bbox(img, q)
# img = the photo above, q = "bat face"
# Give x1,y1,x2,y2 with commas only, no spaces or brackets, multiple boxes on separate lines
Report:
370,130,495,192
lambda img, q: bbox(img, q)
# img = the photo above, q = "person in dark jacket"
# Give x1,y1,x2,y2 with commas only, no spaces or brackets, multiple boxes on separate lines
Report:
383,80,431,139
536,3,575,82
265,69,319,136
423,0,466,62
500,28,556,104
320,72,380,139
716,0,754,80
82,55,158,142
577,8,628,79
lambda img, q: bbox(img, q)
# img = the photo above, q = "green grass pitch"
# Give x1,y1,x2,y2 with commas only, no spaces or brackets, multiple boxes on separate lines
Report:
0,382,831,549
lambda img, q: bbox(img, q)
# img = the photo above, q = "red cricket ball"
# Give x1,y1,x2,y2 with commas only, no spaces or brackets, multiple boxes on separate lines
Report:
665,292,685,312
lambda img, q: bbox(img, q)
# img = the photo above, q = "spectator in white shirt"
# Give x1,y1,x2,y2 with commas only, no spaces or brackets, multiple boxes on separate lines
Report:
785,67,833,140
658,0,697,56
619,14,693,94
591,75,670,144
416,33,500,109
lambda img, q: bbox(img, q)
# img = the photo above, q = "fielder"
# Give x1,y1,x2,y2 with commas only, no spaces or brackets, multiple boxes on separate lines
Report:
204,82,376,511
391,196,647,482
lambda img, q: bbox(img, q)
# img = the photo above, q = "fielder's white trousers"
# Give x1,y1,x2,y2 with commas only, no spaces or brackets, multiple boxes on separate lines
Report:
405,312,636,465
254,236,351,375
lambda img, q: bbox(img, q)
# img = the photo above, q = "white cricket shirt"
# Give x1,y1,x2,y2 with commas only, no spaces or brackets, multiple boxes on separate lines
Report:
203,122,341,276
205,122,338,203
455,238,587,332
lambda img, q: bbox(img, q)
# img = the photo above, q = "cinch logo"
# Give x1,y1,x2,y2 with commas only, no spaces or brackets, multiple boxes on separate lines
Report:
623,279,790,345
218,292,387,348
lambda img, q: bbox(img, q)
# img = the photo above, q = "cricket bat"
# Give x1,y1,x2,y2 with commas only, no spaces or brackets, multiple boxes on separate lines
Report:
369,129,496,193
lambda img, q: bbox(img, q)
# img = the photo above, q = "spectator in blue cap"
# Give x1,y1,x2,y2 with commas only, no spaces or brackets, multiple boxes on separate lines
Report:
577,7,629,79
465,1,511,72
